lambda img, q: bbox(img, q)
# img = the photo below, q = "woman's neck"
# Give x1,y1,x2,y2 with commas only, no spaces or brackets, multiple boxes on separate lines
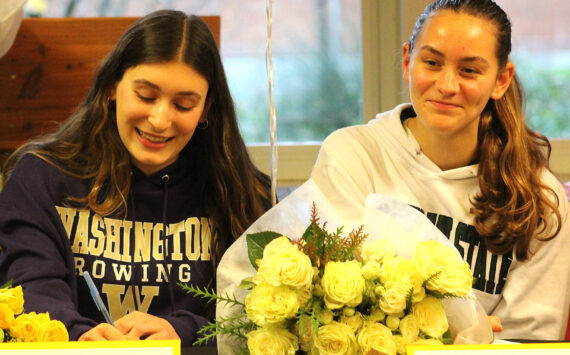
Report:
406,117,479,170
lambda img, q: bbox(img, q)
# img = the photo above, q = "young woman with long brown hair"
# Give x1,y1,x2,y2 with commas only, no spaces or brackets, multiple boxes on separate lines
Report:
312,0,569,340
0,10,271,345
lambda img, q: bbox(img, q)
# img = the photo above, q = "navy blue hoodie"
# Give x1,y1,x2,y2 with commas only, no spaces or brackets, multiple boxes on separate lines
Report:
0,152,214,346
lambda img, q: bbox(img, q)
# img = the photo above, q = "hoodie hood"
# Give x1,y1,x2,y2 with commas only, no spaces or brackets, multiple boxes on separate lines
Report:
128,147,206,223
373,103,479,181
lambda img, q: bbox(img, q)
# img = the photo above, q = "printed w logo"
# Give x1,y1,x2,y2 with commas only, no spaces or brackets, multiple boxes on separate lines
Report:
102,284,159,321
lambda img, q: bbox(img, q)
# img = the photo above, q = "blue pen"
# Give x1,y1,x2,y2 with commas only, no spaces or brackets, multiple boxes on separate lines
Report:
83,271,115,326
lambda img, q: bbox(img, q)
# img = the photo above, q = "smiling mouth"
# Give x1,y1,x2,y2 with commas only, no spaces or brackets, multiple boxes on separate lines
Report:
429,100,461,109
137,129,172,143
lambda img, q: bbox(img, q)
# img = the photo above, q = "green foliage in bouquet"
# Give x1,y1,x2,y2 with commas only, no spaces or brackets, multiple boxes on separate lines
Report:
181,204,474,355
296,205,367,267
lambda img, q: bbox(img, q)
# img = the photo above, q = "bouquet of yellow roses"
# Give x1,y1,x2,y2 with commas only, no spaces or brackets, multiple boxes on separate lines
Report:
186,204,476,354
0,283,69,342
187,179,493,354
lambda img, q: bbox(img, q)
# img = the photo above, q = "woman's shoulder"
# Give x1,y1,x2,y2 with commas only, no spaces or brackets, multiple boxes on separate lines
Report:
535,169,570,242
3,153,86,200
321,103,412,156
540,169,569,207
10,154,66,180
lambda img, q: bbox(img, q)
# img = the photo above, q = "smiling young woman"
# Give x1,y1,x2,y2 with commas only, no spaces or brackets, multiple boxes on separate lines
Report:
312,0,569,341
402,10,514,171
0,10,271,346
112,61,210,175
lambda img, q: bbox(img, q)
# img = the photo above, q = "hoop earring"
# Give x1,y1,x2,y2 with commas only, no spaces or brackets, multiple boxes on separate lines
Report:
197,119,208,130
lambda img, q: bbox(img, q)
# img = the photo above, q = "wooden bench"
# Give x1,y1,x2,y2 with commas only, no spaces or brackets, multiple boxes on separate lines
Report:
0,16,220,168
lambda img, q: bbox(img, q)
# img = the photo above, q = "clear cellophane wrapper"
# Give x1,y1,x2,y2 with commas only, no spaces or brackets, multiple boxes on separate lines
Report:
216,179,493,353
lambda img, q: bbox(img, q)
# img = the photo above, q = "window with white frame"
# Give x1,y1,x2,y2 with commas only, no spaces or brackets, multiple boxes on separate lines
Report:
29,0,569,184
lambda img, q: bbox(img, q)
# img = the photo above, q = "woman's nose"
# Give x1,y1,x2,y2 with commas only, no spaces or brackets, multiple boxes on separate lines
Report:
436,69,460,95
147,100,172,132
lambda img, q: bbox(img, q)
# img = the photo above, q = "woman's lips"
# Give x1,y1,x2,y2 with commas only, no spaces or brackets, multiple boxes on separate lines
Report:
136,128,172,147
429,100,461,110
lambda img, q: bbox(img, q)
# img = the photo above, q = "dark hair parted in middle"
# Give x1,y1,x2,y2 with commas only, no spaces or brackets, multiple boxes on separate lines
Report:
3,10,271,274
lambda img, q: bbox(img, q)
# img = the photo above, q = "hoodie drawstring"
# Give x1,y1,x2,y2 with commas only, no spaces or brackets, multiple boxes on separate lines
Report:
127,174,175,315
128,191,141,311
161,174,176,313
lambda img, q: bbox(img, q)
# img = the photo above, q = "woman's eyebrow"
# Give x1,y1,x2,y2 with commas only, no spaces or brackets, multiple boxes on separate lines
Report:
419,45,444,57
419,45,489,65
132,79,202,98
133,79,160,89
461,56,489,66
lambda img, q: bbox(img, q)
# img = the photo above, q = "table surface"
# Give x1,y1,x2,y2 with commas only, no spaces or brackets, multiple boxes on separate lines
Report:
182,346,217,355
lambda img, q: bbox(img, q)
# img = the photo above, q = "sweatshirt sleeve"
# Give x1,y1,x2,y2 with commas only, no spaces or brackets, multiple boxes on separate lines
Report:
161,310,213,347
491,176,570,341
0,156,97,340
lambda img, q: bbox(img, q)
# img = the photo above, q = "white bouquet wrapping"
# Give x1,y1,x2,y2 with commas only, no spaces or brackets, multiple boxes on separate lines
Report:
215,179,493,354
0,0,26,58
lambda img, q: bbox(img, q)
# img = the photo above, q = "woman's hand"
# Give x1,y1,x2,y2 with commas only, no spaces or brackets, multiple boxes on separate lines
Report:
114,311,180,341
78,323,135,341
488,315,503,332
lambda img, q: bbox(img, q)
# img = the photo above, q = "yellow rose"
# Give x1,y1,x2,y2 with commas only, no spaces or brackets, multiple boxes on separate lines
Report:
339,312,363,333
385,315,400,331
37,319,69,342
380,256,425,303
321,261,365,310
246,327,298,355
0,303,15,329
254,236,314,289
412,296,448,339
313,283,325,297
361,239,396,264
296,284,314,307
377,282,408,315
411,337,444,346
10,312,41,341
321,309,334,324
368,308,386,322
342,307,355,317
0,285,24,315
361,261,382,281
245,283,299,327
399,314,419,340
315,322,358,355
392,334,415,355
413,240,473,297
36,312,51,323
356,321,397,355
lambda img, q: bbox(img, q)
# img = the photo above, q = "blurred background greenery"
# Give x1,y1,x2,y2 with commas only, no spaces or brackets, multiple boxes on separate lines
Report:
515,55,570,138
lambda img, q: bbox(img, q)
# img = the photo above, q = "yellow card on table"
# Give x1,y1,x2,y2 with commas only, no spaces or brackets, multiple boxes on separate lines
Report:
0,339,180,354
408,343,570,354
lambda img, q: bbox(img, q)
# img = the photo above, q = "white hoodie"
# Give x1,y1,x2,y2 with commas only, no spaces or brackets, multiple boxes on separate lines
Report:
312,103,570,340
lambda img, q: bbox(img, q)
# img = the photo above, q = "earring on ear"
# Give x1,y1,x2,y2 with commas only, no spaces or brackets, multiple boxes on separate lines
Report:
197,119,209,130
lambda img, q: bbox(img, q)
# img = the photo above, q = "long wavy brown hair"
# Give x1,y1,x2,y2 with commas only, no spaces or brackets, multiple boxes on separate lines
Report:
2,10,271,272
410,0,562,261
